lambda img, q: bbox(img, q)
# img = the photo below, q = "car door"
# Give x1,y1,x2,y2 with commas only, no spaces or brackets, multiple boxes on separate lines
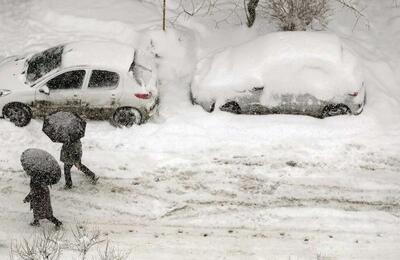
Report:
81,69,121,120
34,69,87,116
238,87,272,114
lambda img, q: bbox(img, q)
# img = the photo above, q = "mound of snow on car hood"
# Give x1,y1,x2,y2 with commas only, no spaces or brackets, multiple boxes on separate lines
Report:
192,32,364,104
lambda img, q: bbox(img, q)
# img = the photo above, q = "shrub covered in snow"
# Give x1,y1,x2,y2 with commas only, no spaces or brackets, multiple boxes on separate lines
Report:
259,0,330,31
96,241,130,260
70,224,103,259
246,0,365,30
10,228,64,260
10,225,131,260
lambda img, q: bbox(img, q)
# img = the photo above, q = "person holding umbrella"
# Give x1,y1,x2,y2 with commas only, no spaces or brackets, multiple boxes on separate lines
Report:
42,111,98,189
21,149,63,228
61,138,98,189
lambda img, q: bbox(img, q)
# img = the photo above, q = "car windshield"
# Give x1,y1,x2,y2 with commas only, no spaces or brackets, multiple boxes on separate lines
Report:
26,45,64,83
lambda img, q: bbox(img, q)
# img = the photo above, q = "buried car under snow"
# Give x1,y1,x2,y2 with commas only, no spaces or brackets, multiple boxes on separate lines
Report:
0,41,159,127
190,32,366,118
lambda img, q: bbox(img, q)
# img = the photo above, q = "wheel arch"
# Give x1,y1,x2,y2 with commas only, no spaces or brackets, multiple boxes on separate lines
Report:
112,106,144,125
2,102,33,117
220,100,241,114
321,103,351,118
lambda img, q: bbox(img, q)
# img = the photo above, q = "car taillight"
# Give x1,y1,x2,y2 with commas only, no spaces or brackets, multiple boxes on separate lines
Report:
135,92,152,99
348,92,358,97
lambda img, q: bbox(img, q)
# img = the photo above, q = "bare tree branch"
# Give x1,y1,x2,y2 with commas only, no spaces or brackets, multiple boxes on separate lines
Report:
70,224,104,260
10,228,64,260
259,0,330,31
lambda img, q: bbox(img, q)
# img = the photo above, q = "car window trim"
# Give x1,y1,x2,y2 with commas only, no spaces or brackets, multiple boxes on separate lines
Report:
38,68,88,91
86,69,120,90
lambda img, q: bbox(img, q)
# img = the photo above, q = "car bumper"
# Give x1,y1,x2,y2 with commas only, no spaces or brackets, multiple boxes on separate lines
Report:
346,88,366,115
351,102,364,115
140,97,159,122
148,97,159,116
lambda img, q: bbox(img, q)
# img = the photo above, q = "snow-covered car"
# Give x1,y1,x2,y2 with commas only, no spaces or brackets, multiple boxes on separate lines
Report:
190,32,366,118
0,41,159,127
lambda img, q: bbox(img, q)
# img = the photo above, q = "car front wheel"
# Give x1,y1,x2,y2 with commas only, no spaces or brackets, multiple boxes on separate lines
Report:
112,107,142,127
3,104,32,127
220,101,241,114
321,104,351,118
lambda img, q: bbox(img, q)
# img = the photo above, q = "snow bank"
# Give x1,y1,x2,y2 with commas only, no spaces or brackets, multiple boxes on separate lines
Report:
192,32,364,104
328,0,400,119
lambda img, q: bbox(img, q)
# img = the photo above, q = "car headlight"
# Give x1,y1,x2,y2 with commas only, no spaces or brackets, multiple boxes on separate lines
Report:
0,89,11,97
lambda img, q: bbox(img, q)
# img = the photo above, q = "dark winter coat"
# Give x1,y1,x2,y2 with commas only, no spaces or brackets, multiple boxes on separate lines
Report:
24,180,53,220
60,140,82,164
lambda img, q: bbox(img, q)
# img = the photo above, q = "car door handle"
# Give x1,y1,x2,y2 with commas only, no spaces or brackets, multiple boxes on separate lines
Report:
252,87,264,92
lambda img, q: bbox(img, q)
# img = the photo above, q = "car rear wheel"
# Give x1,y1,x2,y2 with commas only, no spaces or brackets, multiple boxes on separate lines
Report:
3,104,32,127
220,101,241,114
112,107,142,127
321,104,351,118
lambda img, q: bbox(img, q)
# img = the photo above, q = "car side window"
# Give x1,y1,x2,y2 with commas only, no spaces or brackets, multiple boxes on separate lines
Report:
88,70,119,89
46,70,86,90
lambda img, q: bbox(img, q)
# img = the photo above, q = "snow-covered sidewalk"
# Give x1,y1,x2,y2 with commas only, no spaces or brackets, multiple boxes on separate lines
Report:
1,138,400,258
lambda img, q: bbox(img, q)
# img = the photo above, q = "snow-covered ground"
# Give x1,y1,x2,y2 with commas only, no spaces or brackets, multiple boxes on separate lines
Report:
0,0,400,259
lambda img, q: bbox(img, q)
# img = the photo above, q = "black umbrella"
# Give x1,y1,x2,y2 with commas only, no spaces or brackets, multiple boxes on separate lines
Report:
21,148,61,185
43,111,86,143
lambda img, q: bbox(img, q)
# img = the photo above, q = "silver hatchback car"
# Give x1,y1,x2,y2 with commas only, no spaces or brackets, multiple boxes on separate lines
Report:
214,85,366,118
190,32,366,119
0,41,159,127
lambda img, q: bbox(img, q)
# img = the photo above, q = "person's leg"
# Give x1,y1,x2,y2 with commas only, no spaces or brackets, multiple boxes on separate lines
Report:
64,163,73,189
30,219,40,226
75,162,98,183
48,216,62,228
31,212,40,226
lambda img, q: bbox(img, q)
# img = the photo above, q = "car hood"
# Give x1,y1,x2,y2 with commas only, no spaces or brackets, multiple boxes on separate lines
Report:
0,56,29,90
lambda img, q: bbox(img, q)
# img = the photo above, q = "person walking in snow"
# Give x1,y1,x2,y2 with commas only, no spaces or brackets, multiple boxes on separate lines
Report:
61,139,98,189
21,148,63,228
41,111,98,189
24,177,62,228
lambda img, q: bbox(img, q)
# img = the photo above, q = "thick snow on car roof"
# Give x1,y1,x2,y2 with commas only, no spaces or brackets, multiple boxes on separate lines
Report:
192,32,364,102
62,41,135,72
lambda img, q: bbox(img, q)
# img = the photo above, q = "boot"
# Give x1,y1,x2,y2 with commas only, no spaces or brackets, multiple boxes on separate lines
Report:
30,219,40,227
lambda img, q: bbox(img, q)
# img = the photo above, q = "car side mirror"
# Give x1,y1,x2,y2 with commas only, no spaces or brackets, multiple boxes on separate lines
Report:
39,86,50,95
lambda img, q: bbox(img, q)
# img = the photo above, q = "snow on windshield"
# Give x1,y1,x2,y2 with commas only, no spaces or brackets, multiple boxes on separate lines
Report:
26,45,63,83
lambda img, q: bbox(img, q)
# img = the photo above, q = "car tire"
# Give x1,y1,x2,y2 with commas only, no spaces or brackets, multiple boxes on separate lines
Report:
112,107,142,127
3,103,32,127
220,101,241,114
321,104,351,118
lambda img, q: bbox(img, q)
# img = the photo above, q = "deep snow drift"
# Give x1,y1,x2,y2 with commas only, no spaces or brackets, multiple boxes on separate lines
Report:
0,0,400,259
